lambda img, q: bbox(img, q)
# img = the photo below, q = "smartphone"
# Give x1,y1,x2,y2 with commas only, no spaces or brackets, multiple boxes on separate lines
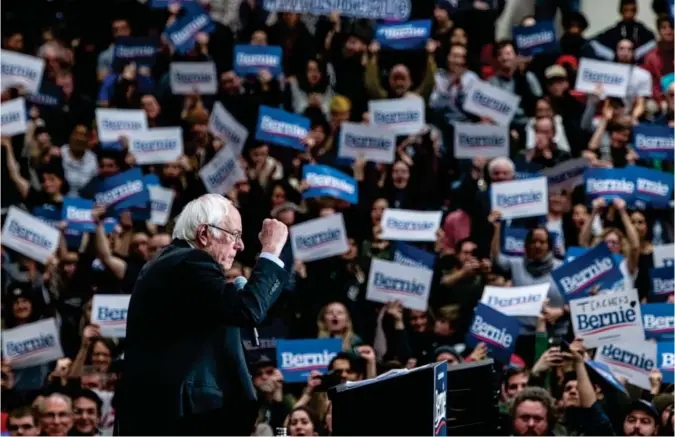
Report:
547,337,562,348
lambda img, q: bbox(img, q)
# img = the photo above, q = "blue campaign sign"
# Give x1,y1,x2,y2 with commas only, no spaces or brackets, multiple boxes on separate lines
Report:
32,205,84,248
61,197,96,233
302,164,358,204
26,81,63,109
393,242,435,270
642,303,674,341
375,20,431,50
113,37,159,70
585,360,630,396
94,168,150,212
233,45,282,77
651,266,674,298
102,217,118,234
433,361,448,437
502,227,528,257
631,166,673,208
633,124,674,160
565,246,624,265
657,342,674,384
151,0,195,7
466,303,520,364
551,242,623,302
164,2,214,54
276,338,342,383
513,21,558,56
143,174,161,187
584,167,636,203
255,105,310,151
262,0,411,21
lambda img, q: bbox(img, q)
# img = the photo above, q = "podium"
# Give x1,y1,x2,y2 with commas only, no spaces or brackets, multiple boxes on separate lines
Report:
329,359,500,436
329,361,448,436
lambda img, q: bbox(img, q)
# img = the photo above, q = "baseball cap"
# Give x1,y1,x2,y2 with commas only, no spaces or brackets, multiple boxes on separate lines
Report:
627,399,660,422
545,65,568,80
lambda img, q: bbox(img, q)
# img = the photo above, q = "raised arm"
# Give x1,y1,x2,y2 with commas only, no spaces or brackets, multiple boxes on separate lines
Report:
92,206,128,280
1,137,30,199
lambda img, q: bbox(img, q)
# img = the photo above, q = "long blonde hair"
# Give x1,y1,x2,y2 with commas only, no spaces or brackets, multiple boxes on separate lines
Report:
316,302,355,351
593,227,631,258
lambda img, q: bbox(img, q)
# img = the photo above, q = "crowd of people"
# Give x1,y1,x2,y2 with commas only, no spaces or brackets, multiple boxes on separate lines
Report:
1,0,674,435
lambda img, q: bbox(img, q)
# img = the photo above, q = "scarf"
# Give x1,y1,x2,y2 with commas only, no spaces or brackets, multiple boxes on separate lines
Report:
524,251,554,278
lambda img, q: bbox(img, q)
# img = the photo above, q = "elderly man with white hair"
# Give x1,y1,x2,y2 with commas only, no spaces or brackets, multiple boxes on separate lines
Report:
115,194,289,436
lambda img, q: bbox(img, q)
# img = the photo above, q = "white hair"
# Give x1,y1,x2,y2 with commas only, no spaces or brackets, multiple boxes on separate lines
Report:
41,393,72,414
172,194,232,241
488,157,515,178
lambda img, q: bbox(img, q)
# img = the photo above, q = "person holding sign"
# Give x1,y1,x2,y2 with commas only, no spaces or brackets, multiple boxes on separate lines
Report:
115,194,289,436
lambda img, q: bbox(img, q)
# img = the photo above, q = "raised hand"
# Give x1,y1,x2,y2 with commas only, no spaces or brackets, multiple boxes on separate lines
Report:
258,218,288,257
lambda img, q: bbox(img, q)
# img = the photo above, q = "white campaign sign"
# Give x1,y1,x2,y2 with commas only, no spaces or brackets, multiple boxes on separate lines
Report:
96,108,148,142
169,62,217,95
2,318,64,369
148,185,175,226
540,157,589,194
462,80,521,126
128,127,184,164
653,244,675,267
569,288,644,348
1,98,27,136
366,258,433,312
290,213,349,262
595,341,657,390
199,145,245,195
1,50,45,94
453,122,509,158
574,58,631,98
338,122,396,164
1,206,59,264
480,284,550,317
491,177,548,220
379,209,442,242
91,294,132,338
369,96,425,136
208,102,248,155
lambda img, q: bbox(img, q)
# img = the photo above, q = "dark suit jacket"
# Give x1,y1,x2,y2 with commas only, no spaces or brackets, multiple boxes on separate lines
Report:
114,239,288,436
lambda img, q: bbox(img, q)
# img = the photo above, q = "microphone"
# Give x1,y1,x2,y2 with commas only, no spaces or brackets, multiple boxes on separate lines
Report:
233,276,260,347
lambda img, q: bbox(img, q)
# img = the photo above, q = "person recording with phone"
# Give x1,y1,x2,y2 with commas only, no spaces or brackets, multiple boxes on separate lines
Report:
115,194,289,436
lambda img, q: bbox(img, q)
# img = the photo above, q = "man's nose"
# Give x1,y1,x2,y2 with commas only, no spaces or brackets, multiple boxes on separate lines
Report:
235,239,245,251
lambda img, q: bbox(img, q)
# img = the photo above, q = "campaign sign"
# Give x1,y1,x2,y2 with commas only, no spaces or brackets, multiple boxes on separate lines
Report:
151,0,195,7
379,209,442,242
233,45,282,77
433,361,448,437
641,303,674,341
61,197,95,233
513,21,557,56
338,122,396,164
462,80,521,126
502,227,529,257
91,294,132,338
650,267,674,298
262,0,411,21
95,108,148,143
113,37,158,69
490,177,548,220
128,127,184,165
276,338,342,383
169,62,217,95
148,185,175,226
480,284,549,317
453,122,509,159
255,105,310,151
164,2,214,54
633,124,674,160
95,168,150,212
653,244,675,268
585,360,630,396
208,102,248,155
26,81,63,109
595,342,657,390
1,98,27,136
199,145,246,195
466,303,520,364
552,243,623,301
657,342,674,384
540,158,589,195
375,20,431,50
1,50,45,94
569,288,644,348
575,58,631,98
1,318,63,369
584,167,635,202
369,96,425,136
302,165,358,204
1,206,59,264
632,166,673,207
366,258,433,312
393,242,435,270
290,213,349,262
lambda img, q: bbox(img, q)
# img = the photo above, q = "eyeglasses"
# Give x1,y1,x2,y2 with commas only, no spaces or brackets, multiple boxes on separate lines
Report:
207,224,243,243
